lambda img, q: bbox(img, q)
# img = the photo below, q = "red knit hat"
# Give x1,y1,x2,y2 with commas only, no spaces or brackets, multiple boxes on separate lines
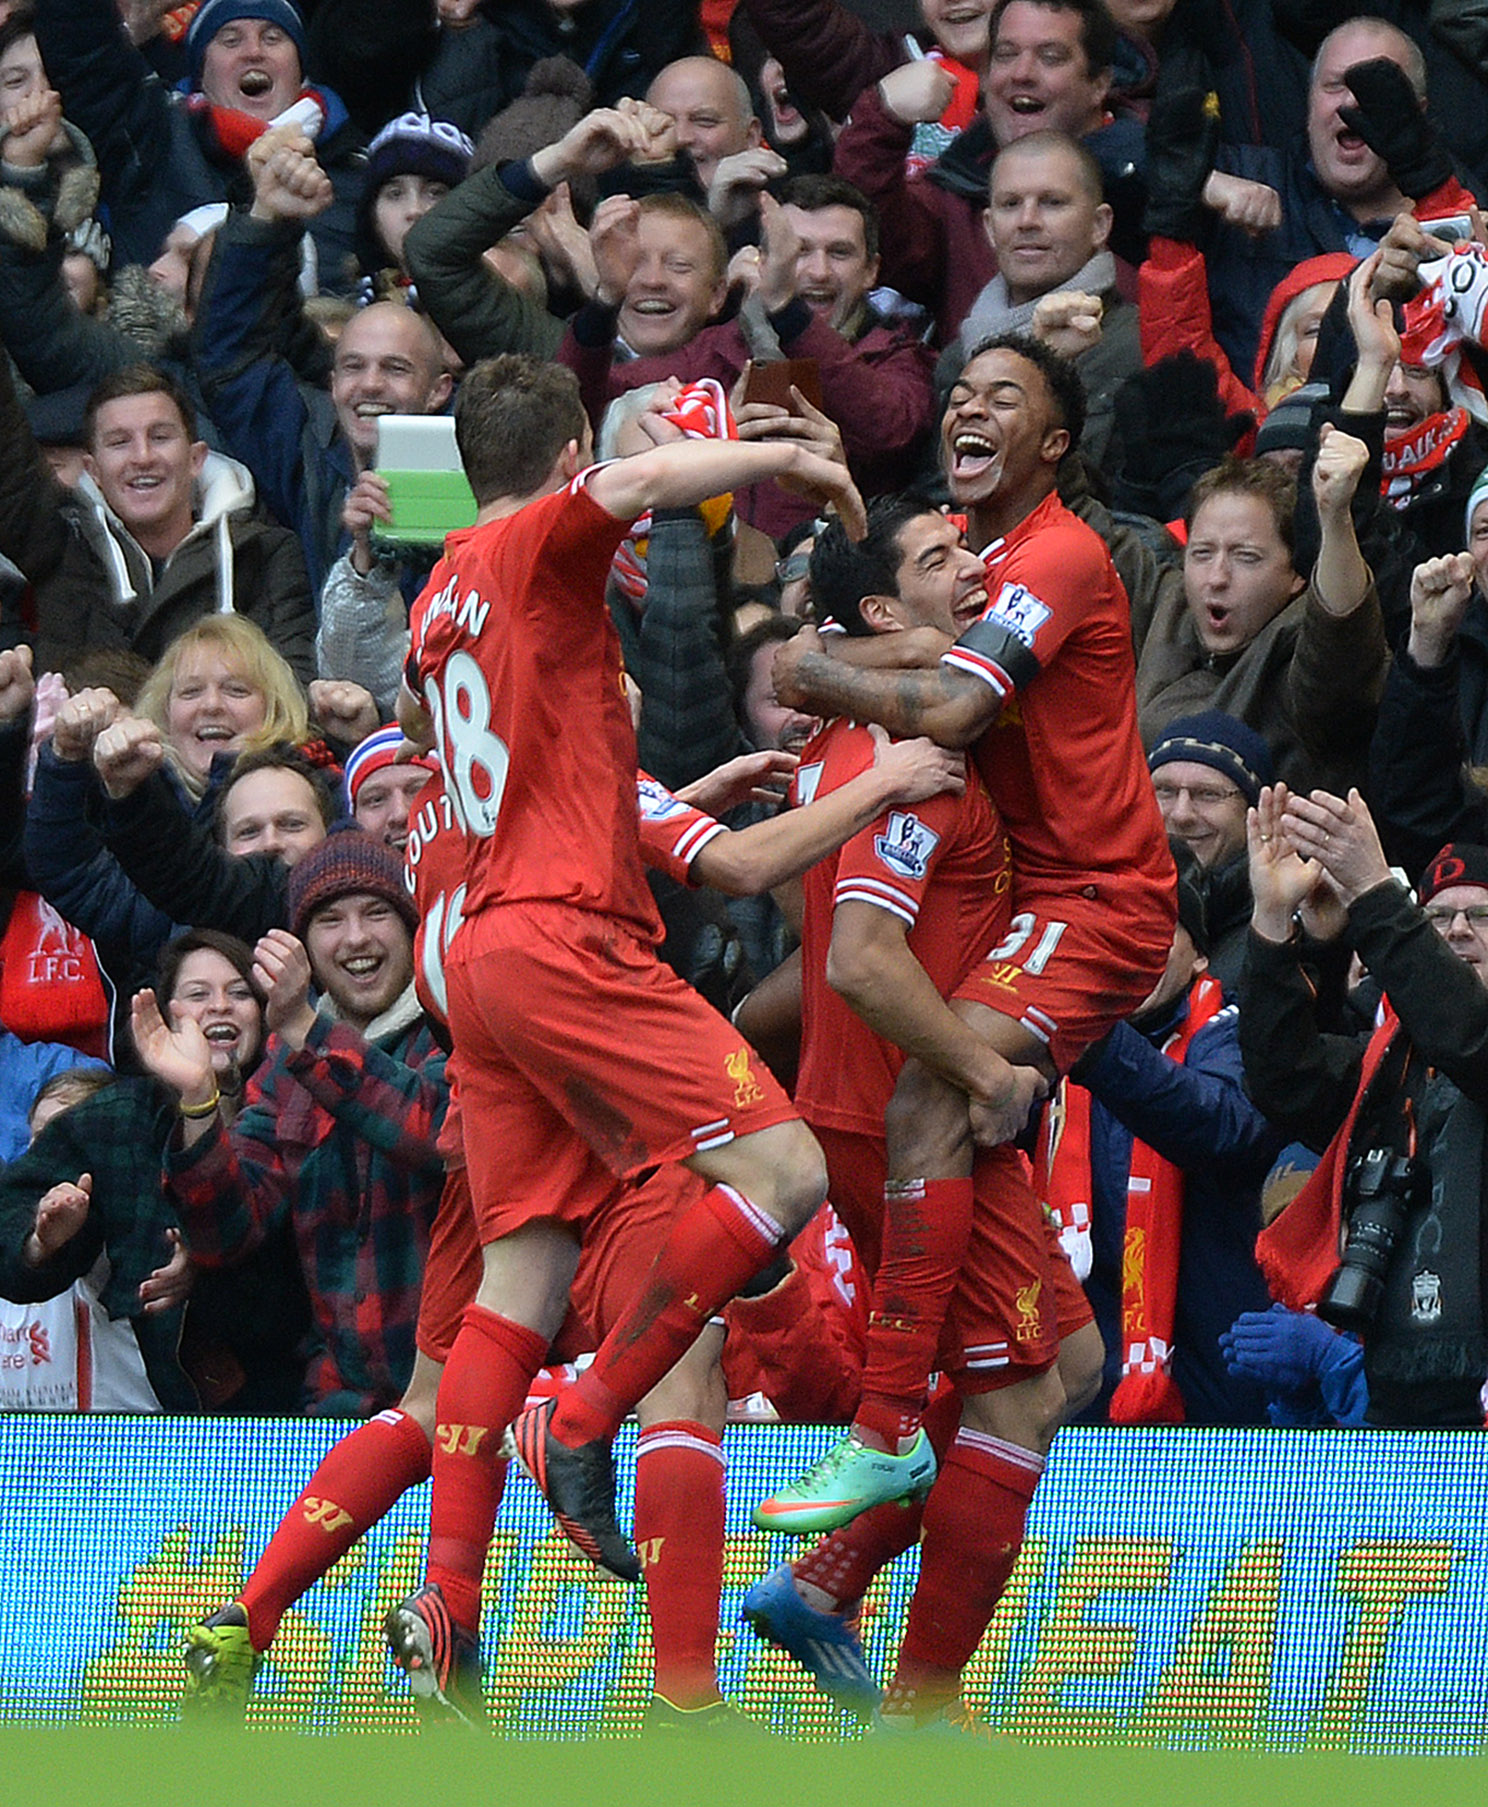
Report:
287,826,419,940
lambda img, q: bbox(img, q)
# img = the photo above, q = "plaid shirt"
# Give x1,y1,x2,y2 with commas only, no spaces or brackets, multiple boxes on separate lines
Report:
0,1078,199,1410
167,1007,447,1415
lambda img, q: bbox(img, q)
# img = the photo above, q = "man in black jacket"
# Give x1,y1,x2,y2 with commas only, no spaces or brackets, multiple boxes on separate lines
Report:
1243,786,1488,1427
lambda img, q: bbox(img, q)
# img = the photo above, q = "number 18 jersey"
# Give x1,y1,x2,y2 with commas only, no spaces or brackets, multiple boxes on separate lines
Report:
407,475,662,938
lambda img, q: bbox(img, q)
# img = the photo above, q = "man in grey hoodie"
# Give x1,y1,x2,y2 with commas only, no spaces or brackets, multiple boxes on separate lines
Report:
0,361,314,683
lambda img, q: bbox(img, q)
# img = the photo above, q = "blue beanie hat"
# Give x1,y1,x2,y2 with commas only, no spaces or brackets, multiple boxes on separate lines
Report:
1148,710,1273,806
187,0,307,89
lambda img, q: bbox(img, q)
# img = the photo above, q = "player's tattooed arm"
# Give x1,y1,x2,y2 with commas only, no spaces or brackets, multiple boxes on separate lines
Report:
773,628,992,748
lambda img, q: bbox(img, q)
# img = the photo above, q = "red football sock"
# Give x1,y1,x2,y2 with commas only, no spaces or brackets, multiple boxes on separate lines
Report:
855,1178,973,1448
550,1184,784,1448
889,1428,1043,1712
426,1304,547,1632
634,1420,725,1709
238,1407,432,1650
792,1387,962,1608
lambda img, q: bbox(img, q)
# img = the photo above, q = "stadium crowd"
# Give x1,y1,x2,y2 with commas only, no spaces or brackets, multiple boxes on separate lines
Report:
2,0,1488,1735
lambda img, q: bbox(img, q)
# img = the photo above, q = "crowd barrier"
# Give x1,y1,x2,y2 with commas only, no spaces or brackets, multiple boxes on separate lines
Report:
1,1418,1481,1747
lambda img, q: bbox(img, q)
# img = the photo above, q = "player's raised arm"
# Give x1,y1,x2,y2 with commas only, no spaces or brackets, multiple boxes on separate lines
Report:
693,732,965,896
586,438,866,540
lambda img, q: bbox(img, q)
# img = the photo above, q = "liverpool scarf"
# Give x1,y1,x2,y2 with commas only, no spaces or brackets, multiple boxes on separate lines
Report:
1107,975,1225,1423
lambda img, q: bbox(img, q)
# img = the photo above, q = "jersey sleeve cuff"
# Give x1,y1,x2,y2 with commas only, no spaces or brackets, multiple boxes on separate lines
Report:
941,644,1014,699
833,874,920,927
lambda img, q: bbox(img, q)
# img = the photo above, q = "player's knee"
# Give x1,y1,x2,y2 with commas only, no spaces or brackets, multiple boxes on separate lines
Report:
1024,1366,1068,1452
961,1363,1065,1457
705,1118,827,1235
884,1059,971,1176
769,1123,829,1234
1057,1322,1105,1420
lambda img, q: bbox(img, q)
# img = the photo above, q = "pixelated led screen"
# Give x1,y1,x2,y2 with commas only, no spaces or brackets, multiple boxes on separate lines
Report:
0,1419,1483,1747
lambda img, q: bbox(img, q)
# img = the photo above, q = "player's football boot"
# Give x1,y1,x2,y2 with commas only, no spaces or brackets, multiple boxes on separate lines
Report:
642,1696,757,1736
181,1602,261,1716
751,1429,936,1534
506,1398,641,1582
741,1563,881,1715
874,1683,996,1739
383,1583,485,1727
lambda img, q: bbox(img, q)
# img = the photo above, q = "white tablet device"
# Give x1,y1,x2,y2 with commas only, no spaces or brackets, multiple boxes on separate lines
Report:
372,413,478,547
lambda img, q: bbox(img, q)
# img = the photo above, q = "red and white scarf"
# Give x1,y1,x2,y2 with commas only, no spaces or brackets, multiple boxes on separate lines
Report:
185,88,328,161
611,378,736,607
1037,976,1226,1424
1107,975,1225,1423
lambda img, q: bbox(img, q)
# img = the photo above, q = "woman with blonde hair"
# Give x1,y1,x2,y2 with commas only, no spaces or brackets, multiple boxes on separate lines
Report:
133,615,309,803
22,618,314,1038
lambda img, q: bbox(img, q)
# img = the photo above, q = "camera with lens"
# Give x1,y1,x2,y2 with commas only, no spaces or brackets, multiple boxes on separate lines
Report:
1318,1147,1426,1333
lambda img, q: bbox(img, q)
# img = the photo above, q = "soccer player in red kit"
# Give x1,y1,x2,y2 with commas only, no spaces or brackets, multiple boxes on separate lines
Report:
177,711,963,1721
747,495,1080,1730
763,334,1173,1525
391,353,883,1691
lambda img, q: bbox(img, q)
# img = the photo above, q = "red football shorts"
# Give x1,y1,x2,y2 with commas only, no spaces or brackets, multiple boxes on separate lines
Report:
418,1084,715,1363
415,1162,484,1364
954,879,1173,1073
811,1124,1058,1394
447,900,798,1239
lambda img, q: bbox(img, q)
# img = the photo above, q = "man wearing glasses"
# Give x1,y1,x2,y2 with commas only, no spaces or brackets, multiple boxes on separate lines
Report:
1241,784,1488,1428
1148,711,1273,989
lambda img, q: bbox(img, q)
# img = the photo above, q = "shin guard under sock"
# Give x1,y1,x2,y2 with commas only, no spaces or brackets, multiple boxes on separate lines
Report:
239,1407,432,1649
855,1178,974,1447
550,1185,783,1448
426,1304,547,1631
634,1421,726,1708
891,1428,1043,1704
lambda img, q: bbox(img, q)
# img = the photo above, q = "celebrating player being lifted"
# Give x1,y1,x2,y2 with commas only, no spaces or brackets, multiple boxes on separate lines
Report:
761,334,1174,1526
388,353,869,1685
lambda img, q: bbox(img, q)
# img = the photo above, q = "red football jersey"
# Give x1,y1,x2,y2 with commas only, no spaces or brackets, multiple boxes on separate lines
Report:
407,476,660,936
792,719,1012,1138
403,764,466,1030
941,490,1171,891
635,771,726,885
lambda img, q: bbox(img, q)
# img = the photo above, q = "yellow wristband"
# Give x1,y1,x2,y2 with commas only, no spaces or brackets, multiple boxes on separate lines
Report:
178,1088,221,1120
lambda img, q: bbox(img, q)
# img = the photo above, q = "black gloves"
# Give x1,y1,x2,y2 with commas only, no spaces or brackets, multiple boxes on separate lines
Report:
1110,351,1253,523
1141,51,1219,243
1339,57,1452,201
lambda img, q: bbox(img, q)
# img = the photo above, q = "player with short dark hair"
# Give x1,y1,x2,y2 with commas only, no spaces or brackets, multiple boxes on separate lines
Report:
746,493,1083,1729
765,334,1172,1541
382,352,868,1701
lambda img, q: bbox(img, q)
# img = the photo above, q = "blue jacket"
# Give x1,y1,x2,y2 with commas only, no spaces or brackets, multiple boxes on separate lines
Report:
192,212,436,610
0,1031,105,1164
23,747,232,1005
35,0,365,290
192,214,355,601
1075,989,1283,1425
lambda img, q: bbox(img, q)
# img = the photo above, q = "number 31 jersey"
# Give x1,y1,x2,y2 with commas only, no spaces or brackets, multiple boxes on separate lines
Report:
407,475,662,938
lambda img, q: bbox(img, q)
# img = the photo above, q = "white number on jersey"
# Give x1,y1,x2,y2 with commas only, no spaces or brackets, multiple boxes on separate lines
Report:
419,881,467,1022
425,651,509,836
986,911,1068,975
